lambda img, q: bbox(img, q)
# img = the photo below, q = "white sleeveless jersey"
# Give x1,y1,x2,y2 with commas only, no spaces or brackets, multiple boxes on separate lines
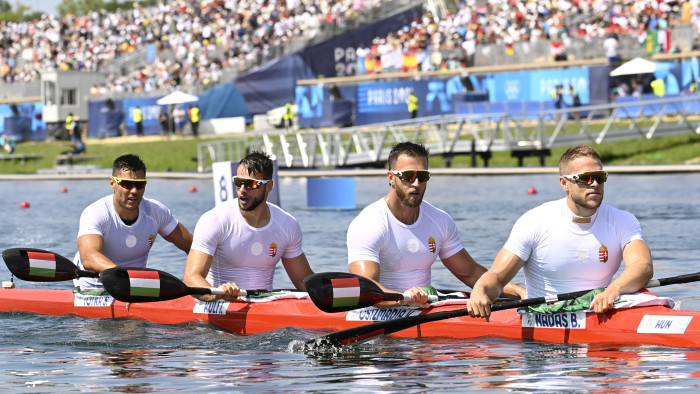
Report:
347,199,464,292
191,199,303,290
75,195,180,290
504,198,643,298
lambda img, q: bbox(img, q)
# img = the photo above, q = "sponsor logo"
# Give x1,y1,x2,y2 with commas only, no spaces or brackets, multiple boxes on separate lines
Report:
346,307,422,321
428,237,436,253
269,242,277,258
74,293,115,307
521,312,587,329
599,245,608,263
193,299,230,315
637,315,693,334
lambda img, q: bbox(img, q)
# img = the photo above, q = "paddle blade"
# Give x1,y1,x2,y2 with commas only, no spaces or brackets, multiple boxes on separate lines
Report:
2,247,97,282
304,272,403,313
100,267,190,303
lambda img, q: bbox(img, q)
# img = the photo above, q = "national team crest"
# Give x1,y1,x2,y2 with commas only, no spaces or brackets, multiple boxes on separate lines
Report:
599,245,608,263
269,242,277,257
428,237,436,253
148,234,155,247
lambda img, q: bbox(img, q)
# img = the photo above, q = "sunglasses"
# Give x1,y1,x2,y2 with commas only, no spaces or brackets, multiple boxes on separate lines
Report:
233,176,270,189
391,170,431,183
112,176,148,190
564,170,608,185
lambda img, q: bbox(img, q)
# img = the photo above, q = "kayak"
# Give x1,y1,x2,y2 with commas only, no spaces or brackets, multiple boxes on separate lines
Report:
2,287,700,348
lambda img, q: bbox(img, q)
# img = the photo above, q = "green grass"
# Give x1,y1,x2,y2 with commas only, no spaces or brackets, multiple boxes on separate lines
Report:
2,132,700,175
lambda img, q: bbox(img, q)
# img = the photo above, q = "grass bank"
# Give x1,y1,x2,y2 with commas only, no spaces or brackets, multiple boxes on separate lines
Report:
2,132,700,175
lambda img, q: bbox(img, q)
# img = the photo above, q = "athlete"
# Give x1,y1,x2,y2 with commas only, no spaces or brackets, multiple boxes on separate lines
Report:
74,154,193,290
347,142,526,308
184,151,314,301
467,144,654,319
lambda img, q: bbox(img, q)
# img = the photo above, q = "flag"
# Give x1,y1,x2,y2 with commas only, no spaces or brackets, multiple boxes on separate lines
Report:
506,43,514,56
128,270,160,297
331,277,360,307
599,245,609,263
27,251,56,278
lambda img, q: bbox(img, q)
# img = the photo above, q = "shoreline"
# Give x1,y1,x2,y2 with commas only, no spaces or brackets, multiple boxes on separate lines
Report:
2,164,700,180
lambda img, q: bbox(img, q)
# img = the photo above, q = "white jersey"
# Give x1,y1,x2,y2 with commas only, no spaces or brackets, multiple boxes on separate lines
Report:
504,198,643,298
347,199,464,292
190,199,303,290
75,195,180,290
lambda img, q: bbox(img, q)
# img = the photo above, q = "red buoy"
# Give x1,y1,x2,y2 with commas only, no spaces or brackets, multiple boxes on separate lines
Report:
19,201,30,208
189,186,197,193
527,187,537,195
60,187,68,193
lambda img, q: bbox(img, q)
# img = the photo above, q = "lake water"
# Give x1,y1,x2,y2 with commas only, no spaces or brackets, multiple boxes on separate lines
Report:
1,171,700,392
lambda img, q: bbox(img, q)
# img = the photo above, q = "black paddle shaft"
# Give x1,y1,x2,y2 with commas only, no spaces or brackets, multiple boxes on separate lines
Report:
2,247,98,282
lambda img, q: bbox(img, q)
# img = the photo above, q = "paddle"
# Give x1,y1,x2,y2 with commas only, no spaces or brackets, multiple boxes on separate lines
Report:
304,272,469,313
2,247,98,281
99,267,269,303
2,247,267,303
305,271,700,349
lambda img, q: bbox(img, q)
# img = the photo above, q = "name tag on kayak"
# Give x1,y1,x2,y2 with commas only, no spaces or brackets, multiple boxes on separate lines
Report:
637,315,693,334
193,299,230,315
521,311,587,329
346,306,422,322
74,293,115,307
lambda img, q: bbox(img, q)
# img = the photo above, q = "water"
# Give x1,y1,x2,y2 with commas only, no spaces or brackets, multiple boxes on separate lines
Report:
2,172,700,392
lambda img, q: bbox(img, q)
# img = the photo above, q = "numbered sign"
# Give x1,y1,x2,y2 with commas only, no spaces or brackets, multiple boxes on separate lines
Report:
212,161,280,207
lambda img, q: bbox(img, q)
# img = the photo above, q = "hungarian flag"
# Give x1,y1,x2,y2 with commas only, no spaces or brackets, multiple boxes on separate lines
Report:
128,270,160,297
27,251,56,278
331,277,360,307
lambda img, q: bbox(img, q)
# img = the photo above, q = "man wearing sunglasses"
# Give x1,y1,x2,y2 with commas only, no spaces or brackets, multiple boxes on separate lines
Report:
467,144,654,320
347,142,526,308
74,154,193,291
184,151,314,301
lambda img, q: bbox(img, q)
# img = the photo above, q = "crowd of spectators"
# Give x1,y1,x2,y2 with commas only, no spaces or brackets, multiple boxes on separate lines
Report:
1,0,699,92
0,0,380,93
354,0,700,74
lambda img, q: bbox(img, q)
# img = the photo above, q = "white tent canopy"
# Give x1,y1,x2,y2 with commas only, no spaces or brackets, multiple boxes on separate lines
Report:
609,57,656,77
156,90,199,105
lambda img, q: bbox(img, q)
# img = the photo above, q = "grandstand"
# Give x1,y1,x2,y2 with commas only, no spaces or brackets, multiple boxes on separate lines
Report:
0,0,698,152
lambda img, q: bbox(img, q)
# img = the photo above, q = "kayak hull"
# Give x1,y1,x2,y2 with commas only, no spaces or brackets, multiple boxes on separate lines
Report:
1,288,699,348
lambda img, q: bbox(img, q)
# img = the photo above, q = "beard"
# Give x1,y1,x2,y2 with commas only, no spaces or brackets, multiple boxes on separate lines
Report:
238,193,266,212
570,190,603,211
395,185,423,208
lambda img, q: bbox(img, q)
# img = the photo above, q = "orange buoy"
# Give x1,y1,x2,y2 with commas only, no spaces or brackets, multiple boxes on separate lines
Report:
189,186,197,193
19,201,30,208
527,187,537,195
60,187,68,193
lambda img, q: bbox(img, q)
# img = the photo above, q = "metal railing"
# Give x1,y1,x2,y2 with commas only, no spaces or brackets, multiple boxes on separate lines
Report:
196,93,700,172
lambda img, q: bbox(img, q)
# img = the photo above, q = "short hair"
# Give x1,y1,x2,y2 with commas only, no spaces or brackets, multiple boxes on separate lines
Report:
239,151,273,179
387,142,429,170
112,154,146,175
559,145,602,175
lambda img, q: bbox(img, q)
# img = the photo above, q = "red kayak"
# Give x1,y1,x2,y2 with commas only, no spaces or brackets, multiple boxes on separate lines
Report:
1,287,699,348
